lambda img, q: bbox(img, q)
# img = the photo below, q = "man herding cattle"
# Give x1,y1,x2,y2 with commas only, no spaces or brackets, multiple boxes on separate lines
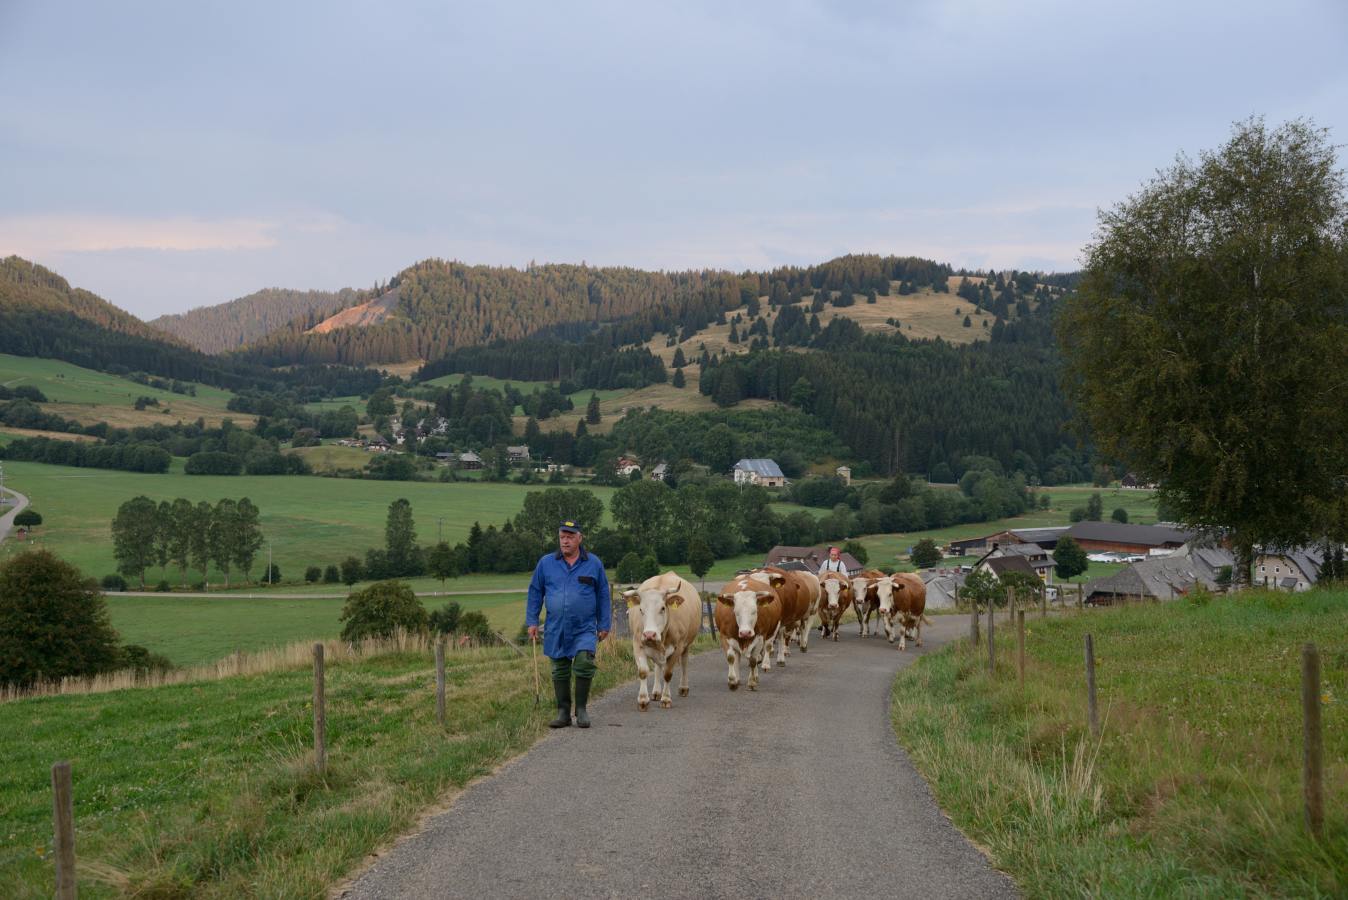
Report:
527,520,611,728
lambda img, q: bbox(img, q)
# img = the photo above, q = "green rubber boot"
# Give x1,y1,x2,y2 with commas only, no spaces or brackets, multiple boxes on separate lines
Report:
548,676,572,729
572,650,596,729
574,675,592,728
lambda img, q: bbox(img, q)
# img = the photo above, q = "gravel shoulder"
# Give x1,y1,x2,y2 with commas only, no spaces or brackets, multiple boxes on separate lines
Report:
341,615,1016,899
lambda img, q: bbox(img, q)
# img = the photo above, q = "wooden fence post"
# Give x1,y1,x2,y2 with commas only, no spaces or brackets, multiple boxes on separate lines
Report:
969,599,980,646
435,639,446,727
1084,633,1099,738
1302,643,1324,836
1077,583,1084,611
313,643,326,775
51,760,76,900
987,597,995,675
1017,610,1026,688
1040,584,1047,619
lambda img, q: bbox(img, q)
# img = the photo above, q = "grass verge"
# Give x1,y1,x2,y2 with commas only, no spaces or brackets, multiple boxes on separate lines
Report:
891,589,1347,897
1,635,634,898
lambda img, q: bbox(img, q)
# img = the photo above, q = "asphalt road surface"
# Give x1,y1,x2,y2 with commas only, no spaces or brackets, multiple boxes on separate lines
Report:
0,487,30,545
342,615,1016,899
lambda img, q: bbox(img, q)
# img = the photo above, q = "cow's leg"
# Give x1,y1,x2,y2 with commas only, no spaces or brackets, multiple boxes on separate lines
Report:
855,600,867,636
678,648,690,697
748,637,764,690
775,624,787,667
726,642,741,691
797,617,812,654
914,615,924,648
883,612,895,644
660,645,676,708
635,644,652,710
898,620,908,651
651,645,663,702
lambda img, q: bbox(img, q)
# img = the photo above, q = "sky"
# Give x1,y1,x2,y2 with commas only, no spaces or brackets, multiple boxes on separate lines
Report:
2,1,1346,319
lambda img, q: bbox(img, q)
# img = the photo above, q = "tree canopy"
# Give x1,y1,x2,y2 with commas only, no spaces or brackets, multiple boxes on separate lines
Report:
1059,119,1348,581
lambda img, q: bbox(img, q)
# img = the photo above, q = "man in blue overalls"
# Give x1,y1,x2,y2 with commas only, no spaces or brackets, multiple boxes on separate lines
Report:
527,520,611,728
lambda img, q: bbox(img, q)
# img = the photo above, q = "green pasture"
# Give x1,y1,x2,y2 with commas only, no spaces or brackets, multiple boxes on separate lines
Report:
0,352,235,411
893,588,1347,896
0,643,637,898
300,395,363,414
0,461,620,581
106,591,532,667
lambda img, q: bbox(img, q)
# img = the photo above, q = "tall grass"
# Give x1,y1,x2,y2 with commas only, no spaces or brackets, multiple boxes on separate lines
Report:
1,637,634,898
892,589,1347,897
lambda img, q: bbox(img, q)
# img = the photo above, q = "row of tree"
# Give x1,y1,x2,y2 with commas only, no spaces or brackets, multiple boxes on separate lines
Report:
111,496,265,588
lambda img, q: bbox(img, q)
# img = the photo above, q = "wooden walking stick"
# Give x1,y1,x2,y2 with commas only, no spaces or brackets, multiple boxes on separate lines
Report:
530,633,542,709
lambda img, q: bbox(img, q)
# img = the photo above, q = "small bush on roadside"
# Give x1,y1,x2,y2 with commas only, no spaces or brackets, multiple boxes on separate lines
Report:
323,564,340,584
457,610,493,644
154,580,171,592
118,644,174,673
101,573,128,592
338,580,427,642
428,601,462,635
304,566,322,583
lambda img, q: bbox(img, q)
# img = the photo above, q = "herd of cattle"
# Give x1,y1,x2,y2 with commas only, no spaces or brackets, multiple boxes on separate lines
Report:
621,567,930,710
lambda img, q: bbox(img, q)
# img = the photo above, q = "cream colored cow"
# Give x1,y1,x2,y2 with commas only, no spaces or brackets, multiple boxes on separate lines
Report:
624,572,703,710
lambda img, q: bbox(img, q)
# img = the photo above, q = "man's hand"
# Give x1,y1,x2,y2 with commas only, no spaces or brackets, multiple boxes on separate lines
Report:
528,625,539,641
598,630,609,641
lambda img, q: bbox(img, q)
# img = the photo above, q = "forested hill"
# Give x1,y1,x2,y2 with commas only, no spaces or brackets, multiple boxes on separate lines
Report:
0,257,372,394
150,286,365,353
1,256,186,346
239,255,956,367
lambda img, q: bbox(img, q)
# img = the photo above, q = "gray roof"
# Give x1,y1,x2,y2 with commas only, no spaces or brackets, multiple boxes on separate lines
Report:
1009,526,1070,545
1003,543,1049,559
1084,544,1233,601
983,556,1037,578
734,458,784,478
1068,521,1196,547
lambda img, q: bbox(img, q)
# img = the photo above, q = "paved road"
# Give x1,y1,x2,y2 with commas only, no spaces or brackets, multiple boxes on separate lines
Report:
341,616,1015,899
0,487,30,545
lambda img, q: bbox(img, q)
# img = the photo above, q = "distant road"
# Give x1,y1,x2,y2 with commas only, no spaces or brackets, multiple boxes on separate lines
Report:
111,582,732,600
0,487,31,545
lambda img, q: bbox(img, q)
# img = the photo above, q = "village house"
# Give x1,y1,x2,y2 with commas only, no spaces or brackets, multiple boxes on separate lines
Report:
616,457,642,478
506,445,531,465
456,451,484,470
947,526,1068,557
1082,544,1235,605
1254,546,1326,591
835,465,852,486
764,545,864,577
921,569,966,610
732,458,786,488
1121,473,1158,489
648,462,668,482
974,542,1056,583
1066,521,1195,556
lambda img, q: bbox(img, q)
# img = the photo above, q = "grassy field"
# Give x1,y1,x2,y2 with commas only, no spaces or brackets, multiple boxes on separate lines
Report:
283,443,375,473
0,353,245,429
891,589,1347,897
0,638,637,898
106,591,534,667
0,461,620,581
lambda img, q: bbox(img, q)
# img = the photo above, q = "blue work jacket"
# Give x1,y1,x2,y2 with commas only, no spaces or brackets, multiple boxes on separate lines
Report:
526,547,612,659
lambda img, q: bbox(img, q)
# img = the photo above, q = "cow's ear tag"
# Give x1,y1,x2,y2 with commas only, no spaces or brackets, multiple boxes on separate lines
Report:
623,589,640,607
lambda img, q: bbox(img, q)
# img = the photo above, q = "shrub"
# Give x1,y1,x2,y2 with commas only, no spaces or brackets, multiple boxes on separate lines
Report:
184,451,243,475
0,549,123,687
264,564,281,584
428,601,462,635
457,610,493,643
842,540,869,566
118,644,174,674
101,573,128,592
304,566,322,583
1111,507,1129,523
340,556,364,586
338,580,427,642
615,552,645,585
13,508,41,528
154,580,171,592
323,564,341,583
910,538,942,569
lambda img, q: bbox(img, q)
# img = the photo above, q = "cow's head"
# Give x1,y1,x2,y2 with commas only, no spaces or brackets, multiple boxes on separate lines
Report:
625,584,684,643
874,576,896,613
719,579,773,640
821,576,847,610
850,576,871,603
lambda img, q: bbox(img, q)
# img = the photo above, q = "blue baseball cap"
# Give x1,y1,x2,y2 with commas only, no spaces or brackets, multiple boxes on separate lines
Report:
559,520,582,533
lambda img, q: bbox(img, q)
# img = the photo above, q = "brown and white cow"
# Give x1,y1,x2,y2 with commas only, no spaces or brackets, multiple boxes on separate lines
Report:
850,569,888,637
817,571,853,640
714,574,783,690
878,571,931,650
624,571,702,710
748,566,820,664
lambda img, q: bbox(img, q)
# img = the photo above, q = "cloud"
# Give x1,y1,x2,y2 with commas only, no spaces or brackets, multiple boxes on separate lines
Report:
0,214,278,256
